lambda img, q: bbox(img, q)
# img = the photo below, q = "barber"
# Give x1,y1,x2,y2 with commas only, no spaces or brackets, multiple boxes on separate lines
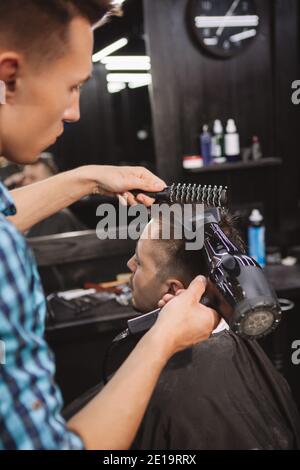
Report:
0,0,218,450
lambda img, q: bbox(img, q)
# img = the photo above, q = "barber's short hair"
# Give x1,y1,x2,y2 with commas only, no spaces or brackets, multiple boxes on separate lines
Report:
153,210,245,286
0,1,123,66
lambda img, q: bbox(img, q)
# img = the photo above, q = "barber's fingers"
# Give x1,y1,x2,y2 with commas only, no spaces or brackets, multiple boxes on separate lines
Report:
158,277,207,307
118,191,158,208
158,289,186,308
127,167,166,192
118,194,128,206
186,275,207,302
118,193,139,207
135,194,156,207
158,294,174,308
175,289,185,296
124,192,138,206
125,191,156,207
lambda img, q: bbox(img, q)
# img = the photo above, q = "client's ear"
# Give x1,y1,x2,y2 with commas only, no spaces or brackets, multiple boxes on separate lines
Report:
167,279,185,295
0,55,21,101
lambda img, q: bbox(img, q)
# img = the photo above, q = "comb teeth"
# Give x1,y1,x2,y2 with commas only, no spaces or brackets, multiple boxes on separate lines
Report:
169,183,227,207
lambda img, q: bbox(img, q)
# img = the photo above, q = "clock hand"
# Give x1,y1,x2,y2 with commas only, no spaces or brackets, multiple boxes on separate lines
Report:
216,0,241,37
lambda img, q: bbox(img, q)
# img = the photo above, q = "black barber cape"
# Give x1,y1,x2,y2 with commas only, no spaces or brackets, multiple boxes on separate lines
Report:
64,329,300,450
131,330,300,450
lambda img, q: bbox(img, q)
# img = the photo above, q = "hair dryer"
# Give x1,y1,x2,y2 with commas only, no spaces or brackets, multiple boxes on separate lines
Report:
201,209,282,338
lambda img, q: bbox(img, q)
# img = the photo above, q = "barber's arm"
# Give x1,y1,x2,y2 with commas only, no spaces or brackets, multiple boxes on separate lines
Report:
68,276,219,450
7,165,164,232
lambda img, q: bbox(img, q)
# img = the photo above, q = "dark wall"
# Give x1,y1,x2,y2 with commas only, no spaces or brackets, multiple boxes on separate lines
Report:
52,65,117,171
144,0,300,218
144,0,274,181
52,65,156,172
273,0,300,219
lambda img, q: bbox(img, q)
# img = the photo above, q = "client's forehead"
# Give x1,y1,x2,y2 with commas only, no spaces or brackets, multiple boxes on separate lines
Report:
141,219,158,237
139,220,169,264
139,222,158,256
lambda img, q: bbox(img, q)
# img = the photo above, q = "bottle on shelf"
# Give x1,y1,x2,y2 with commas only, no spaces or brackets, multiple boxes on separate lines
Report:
212,119,226,164
225,118,240,162
200,124,212,166
182,155,203,170
252,135,263,161
248,208,266,268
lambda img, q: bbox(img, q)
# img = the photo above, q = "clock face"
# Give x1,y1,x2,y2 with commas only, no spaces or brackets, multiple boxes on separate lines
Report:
188,0,259,59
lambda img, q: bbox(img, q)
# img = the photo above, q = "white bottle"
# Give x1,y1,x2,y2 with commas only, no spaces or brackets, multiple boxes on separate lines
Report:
212,119,226,164
225,119,240,162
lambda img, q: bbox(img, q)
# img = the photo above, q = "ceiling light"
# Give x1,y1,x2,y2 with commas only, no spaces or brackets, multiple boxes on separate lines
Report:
107,73,152,83
107,82,126,93
101,56,150,64
105,63,151,71
102,56,151,71
128,78,152,89
92,38,128,63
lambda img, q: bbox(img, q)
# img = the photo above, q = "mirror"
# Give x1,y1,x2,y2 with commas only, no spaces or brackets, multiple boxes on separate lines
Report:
0,0,155,238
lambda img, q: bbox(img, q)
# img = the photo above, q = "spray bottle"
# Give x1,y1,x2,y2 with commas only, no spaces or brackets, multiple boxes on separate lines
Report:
248,209,266,267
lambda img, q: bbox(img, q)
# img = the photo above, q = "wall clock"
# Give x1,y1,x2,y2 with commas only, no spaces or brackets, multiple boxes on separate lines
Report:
188,0,260,59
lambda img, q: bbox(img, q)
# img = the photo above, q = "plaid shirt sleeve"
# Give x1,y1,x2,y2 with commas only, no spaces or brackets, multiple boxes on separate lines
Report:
0,196,84,449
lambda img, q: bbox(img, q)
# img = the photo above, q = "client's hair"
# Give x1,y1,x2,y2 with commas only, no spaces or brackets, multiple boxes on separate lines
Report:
153,210,245,286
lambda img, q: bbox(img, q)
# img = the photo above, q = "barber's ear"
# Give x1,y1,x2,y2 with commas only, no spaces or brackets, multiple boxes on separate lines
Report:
167,279,185,295
0,55,21,100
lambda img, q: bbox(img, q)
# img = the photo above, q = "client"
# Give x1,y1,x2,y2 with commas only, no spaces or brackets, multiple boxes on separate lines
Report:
125,211,300,450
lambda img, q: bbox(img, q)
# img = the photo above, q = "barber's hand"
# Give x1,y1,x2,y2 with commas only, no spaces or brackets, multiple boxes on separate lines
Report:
158,290,185,308
82,165,166,207
152,276,219,357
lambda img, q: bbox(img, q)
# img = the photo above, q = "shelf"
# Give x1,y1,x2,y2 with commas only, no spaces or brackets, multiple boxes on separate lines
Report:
265,264,300,293
184,157,282,174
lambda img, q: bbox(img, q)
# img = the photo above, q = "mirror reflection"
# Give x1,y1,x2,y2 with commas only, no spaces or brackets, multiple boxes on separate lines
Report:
0,0,154,237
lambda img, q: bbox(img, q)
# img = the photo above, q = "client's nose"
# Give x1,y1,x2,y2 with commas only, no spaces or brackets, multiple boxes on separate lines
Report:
127,256,135,272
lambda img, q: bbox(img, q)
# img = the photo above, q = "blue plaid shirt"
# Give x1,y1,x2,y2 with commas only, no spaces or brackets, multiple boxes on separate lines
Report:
0,182,84,449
